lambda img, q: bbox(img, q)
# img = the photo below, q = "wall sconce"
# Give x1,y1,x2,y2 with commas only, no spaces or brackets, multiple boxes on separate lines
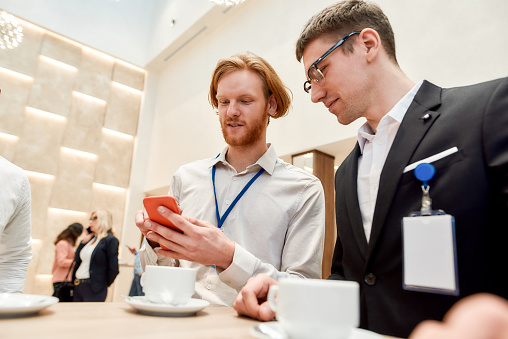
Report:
103,127,134,141
26,106,66,122
39,55,78,72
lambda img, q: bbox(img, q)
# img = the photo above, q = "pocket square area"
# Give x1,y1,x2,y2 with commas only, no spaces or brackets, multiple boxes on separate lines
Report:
403,147,459,173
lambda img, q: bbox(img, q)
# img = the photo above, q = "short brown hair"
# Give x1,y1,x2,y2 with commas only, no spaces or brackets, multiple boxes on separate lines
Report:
209,51,292,119
295,0,397,64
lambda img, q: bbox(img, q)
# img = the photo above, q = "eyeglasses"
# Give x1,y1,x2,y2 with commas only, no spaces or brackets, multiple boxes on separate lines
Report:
303,31,360,93
89,216,98,221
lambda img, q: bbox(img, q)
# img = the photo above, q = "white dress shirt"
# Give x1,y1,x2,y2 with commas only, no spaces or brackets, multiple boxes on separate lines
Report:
141,144,325,306
357,81,423,242
0,156,32,293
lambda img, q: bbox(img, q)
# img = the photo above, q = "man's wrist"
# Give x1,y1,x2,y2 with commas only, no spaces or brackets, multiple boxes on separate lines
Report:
216,241,235,270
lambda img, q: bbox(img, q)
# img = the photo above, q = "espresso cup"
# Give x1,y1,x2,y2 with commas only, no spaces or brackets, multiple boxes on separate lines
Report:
268,278,359,339
140,265,197,305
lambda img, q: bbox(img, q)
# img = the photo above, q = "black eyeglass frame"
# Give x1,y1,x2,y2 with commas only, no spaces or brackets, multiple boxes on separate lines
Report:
303,31,361,93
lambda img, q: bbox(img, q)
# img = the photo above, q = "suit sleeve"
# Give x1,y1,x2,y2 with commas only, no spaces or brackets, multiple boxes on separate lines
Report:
483,78,508,207
329,167,347,281
106,236,119,286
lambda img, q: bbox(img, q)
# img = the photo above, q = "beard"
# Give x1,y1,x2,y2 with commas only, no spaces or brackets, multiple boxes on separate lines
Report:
220,113,268,147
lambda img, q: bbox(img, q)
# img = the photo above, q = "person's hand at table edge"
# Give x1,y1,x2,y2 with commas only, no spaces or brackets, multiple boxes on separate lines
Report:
233,274,278,321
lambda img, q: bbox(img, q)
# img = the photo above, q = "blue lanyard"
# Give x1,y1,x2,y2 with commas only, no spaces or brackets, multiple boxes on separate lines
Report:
212,165,265,228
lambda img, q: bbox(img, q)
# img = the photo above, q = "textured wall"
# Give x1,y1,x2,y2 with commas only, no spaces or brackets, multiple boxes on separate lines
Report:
0,19,145,298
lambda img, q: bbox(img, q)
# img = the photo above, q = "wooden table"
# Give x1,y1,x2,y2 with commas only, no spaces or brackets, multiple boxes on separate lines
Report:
0,302,400,339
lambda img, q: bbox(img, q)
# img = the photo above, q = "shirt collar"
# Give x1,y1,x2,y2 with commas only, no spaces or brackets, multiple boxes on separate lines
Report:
210,144,277,175
357,80,423,154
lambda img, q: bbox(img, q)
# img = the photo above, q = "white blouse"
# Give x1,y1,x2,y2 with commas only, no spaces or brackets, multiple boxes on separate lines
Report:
75,238,99,279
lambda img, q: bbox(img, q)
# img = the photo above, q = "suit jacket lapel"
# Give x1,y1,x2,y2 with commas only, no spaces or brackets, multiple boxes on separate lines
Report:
344,144,369,258
366,81,443,259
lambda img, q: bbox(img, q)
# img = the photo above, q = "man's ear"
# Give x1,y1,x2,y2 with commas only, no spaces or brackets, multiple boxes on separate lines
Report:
358,28,381,63
267,94,277,117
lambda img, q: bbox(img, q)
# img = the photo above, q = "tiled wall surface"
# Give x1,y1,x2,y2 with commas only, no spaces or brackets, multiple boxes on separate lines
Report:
0,19,145,297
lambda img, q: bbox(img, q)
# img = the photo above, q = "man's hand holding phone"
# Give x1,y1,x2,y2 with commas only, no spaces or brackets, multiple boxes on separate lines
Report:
134,195,236,270
139,196,182,250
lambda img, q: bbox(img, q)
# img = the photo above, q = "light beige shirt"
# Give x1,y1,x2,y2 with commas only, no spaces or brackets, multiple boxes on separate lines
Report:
0,156,32,293
141,145,325,306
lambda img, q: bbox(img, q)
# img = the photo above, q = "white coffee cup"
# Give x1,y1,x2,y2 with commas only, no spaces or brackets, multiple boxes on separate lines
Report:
140,265,197,305
268,278,359,339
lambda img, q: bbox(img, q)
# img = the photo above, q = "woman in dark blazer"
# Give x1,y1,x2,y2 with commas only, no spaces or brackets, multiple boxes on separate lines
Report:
72,210,119,302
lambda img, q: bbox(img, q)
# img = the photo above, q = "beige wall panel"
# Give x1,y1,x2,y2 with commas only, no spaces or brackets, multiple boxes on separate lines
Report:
27,57,76,117
95,132,133,188
14,109,66,174
39,33,81,68
0,137,18,162
0,72,32,135
112,61,144,91
0,23,43,77
32,274,53,296
74,48,114,101
104,84,141,136
62,95,106,154
26,174,54,239
91,185,126,239
50,149,96,212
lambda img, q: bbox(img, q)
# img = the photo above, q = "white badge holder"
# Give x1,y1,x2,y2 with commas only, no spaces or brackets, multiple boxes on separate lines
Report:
401,163,459,296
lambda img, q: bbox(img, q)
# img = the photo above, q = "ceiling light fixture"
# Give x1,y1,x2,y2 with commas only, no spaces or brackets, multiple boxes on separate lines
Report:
0,10,23,49
209,0,246,6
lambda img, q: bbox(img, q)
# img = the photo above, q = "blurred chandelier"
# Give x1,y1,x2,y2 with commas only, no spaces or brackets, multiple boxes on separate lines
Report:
210,0,246,6
0,10,23,49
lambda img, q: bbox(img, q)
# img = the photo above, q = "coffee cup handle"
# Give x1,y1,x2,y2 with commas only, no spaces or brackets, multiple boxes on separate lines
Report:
267,285,279,312
140,273,146,287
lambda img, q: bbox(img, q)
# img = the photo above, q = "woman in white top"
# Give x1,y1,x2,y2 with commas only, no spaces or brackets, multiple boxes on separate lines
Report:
72,210,119,302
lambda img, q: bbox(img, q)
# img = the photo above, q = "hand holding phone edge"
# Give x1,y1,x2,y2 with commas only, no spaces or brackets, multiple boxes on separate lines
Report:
142,195,182,250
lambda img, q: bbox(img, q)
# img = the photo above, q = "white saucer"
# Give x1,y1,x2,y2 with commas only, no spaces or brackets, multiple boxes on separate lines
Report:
0,293,59,318
250,321,383,339
125,296,210,317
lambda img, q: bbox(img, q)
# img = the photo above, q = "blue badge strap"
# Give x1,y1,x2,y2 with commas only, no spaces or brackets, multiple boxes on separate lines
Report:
212,165,265,228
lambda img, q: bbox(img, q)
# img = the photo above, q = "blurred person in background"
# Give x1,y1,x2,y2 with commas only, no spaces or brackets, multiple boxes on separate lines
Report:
51,222,83,300
127,241,144,297
0,155,32,293
72,210,119,302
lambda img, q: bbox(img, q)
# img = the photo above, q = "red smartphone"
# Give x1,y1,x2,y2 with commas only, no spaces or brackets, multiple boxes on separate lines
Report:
143,195,182,233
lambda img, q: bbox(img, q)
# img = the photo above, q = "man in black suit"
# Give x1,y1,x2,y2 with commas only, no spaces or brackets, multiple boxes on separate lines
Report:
233,1,508,337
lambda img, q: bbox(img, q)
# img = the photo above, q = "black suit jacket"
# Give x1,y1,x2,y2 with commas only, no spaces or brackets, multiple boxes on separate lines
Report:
330,78,508,338
72,232,119,294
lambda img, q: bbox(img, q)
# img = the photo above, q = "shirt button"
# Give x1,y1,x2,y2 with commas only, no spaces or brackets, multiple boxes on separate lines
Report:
226,200,230,205
233,177,237,181
364,273,376,286
206,284,212,290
